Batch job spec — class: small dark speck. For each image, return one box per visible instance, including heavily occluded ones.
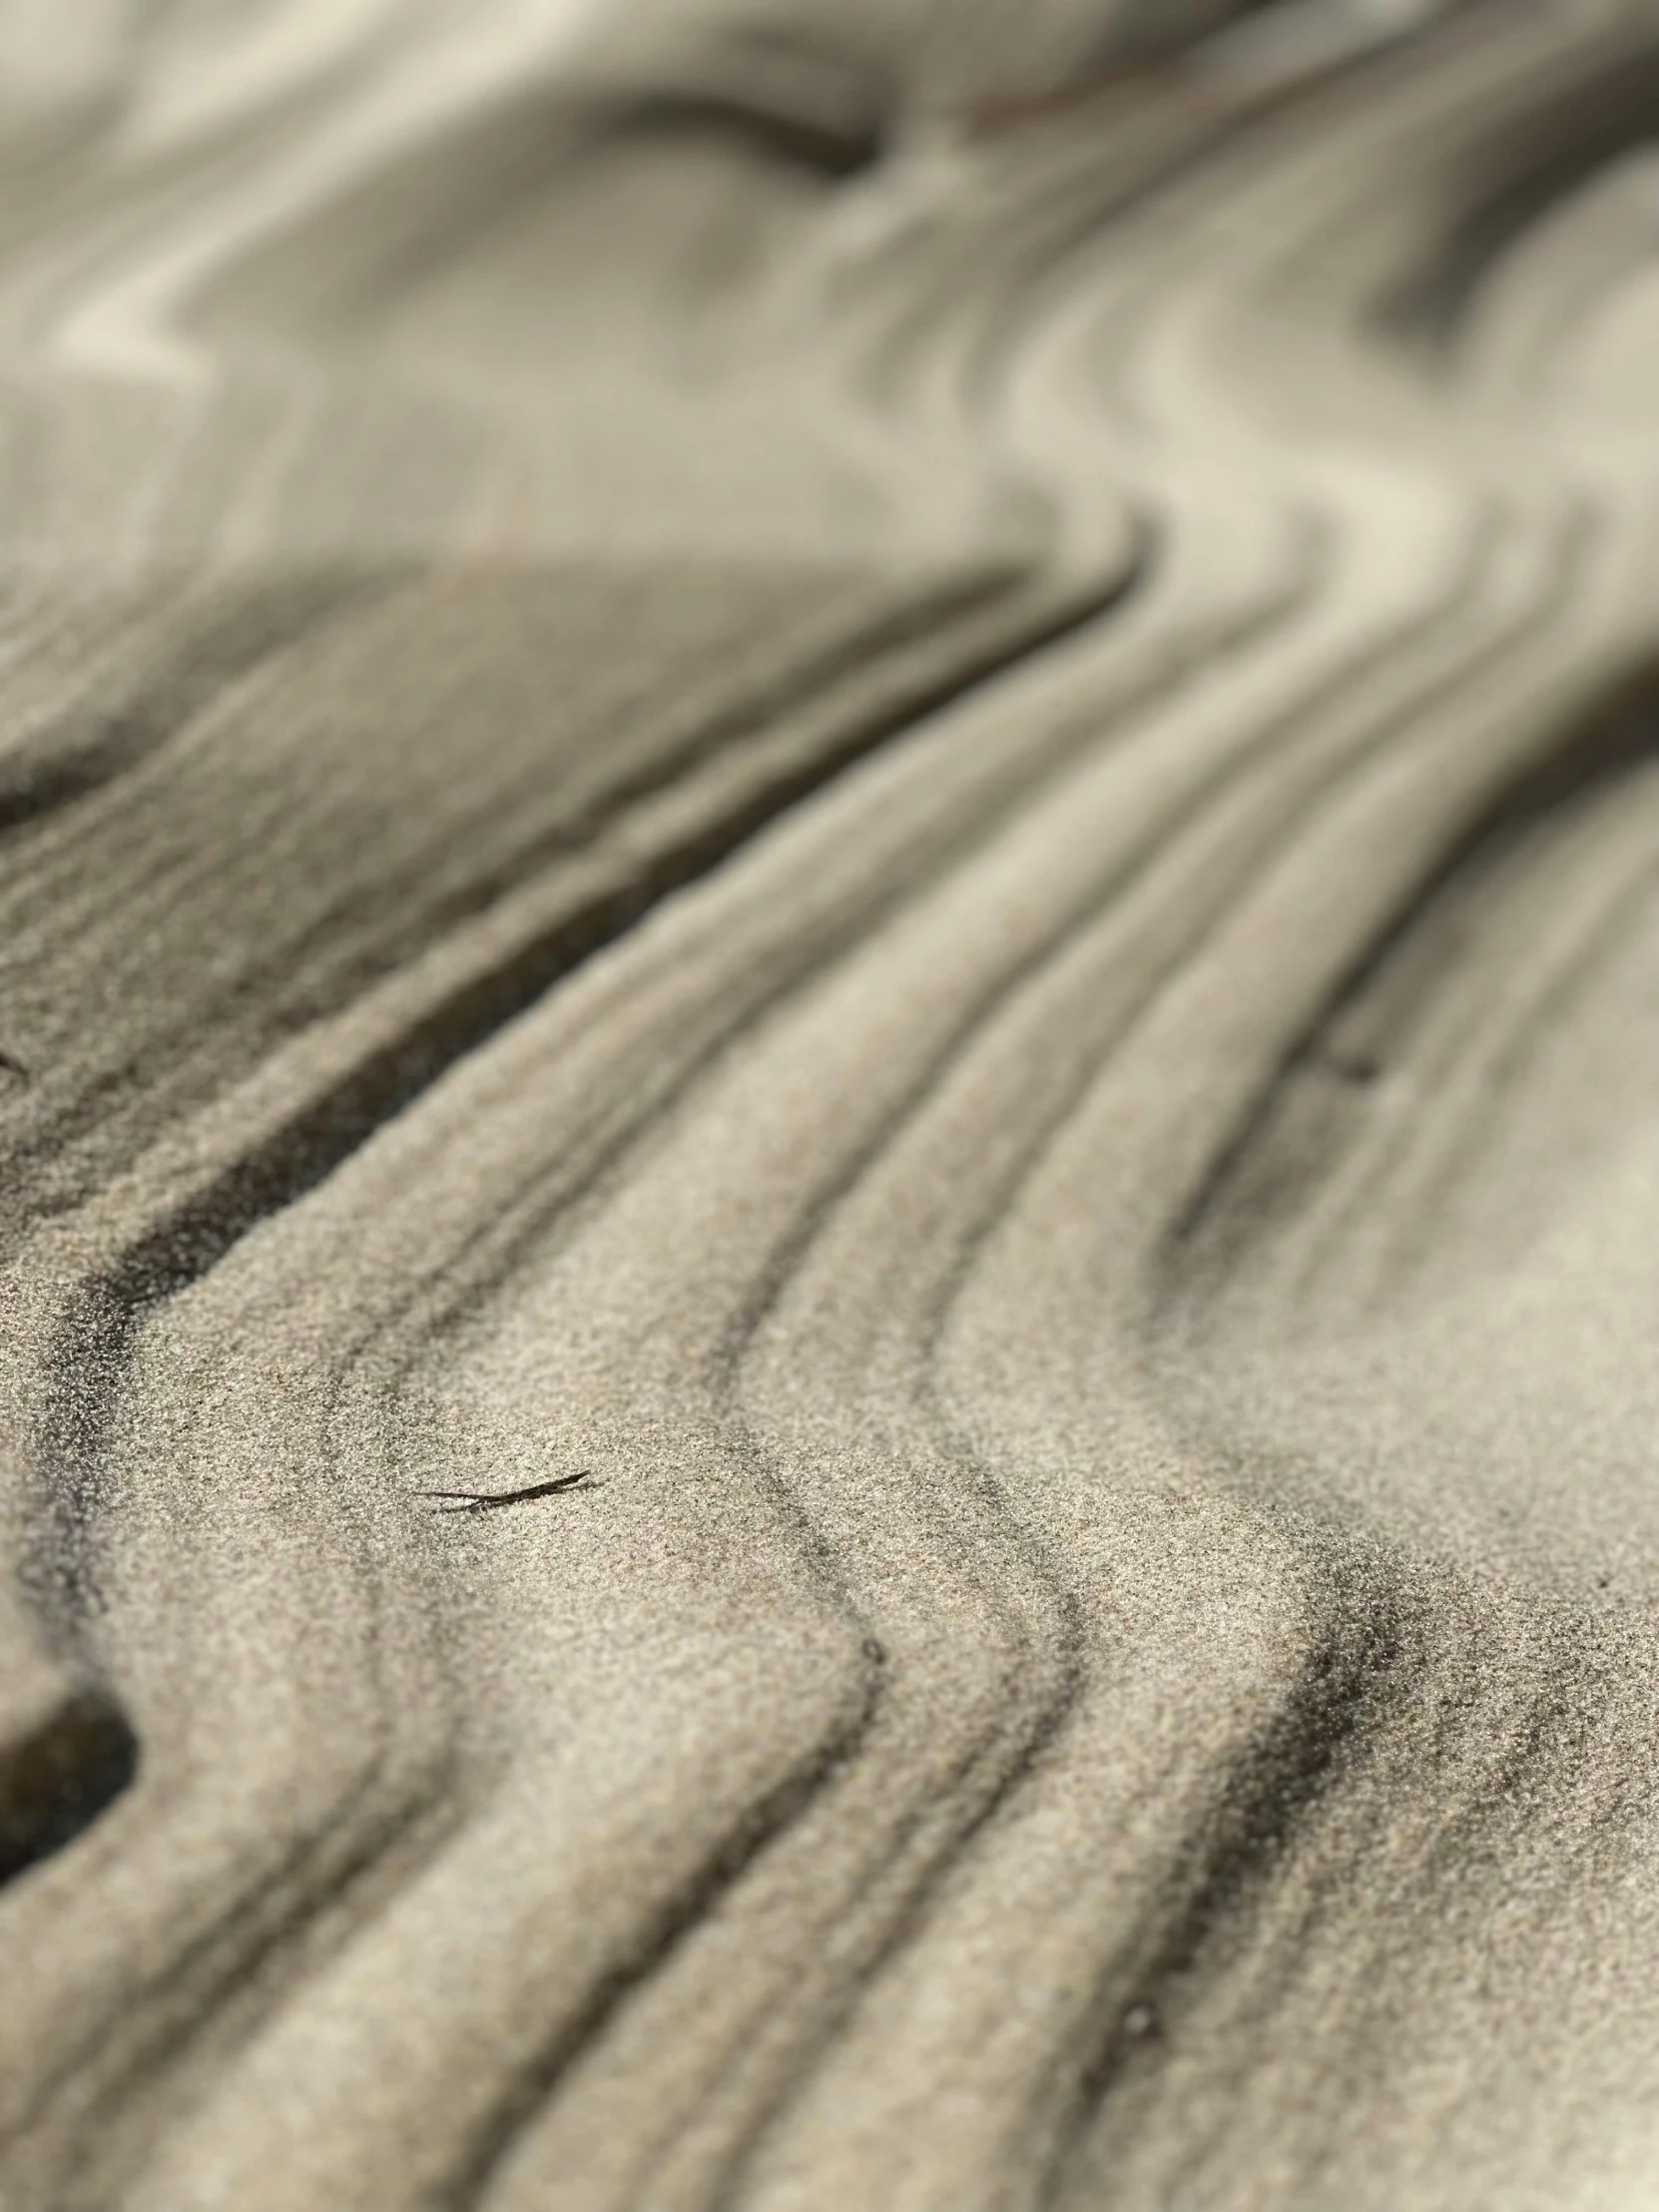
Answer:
[1122,2003,1158,2040]
[861,1637,887,1668]
[1322,1047,1382,1086]
[0,1049,30,1087]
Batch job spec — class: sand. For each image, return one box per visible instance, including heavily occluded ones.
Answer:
[2,3,1658,2206]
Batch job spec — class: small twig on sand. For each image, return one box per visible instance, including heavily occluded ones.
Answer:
[420,1471,594,1513]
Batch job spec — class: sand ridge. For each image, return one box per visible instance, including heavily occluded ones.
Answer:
[2,3,1659,2207]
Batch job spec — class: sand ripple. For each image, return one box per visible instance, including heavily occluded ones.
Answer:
[3,5,1659,2206]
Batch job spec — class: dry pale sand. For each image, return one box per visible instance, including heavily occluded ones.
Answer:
[1,2,1658,2206]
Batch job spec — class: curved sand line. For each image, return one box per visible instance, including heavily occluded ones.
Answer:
[2,4,1659,2206]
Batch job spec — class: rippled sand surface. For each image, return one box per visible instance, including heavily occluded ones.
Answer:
[3,5,1659,2206]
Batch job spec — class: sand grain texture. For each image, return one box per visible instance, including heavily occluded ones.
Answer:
[2,3,1659,2207]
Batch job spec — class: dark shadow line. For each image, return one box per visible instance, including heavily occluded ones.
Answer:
[693,1586,1089,2209]
[1376,31,1659,345]
[1163,632,1659,1257]
[37,550,1144,1598]
[9,540,1139,1914]
[1040,1563,1421,2202]
[0,567,401,837]
[435,1649,886,2211]
[0,1677,138,1888]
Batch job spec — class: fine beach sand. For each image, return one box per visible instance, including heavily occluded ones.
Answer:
[3,4,1659,2206]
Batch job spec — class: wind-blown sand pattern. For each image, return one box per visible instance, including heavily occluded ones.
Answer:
[2,3,1659,2206]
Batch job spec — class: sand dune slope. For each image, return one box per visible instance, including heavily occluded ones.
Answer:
[3,4,1659,2207]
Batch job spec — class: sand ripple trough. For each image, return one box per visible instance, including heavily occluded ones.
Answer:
[3,4,1659,2207]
